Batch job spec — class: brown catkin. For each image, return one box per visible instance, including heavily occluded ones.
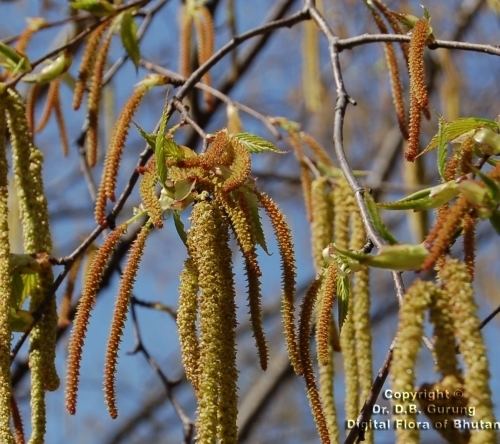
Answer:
[0,98,15,444]
[391,281,434,444]
[371,10,407,139]
[35,80,59,133]
[300,132,334,167]
[316,263,337,366]
[86,30,113,168]
[299,279,331,444]
[10,396,24,444]
[439,258,496,444]
[25,84,39,134]
[406,18,430,161]
[53,91,69,157]
[177,258,200,392]
[65,224,127,415]
[104,223,151,418]
[462,213,476,280]
[73,21,110,110]
[311,177,333,272]
[258,192,301,375]
[222,140,251,193]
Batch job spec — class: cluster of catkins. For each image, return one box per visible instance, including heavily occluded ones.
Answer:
[0,87,58,444]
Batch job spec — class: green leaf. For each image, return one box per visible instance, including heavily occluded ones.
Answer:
[163,138,184,160]
[421,117,498,156]
[232,132,283,154]
[0,41,31,74]
[489,209,500,235]
[173,211,188,247]
[23,51,72,84]
[11,272,39,308]
[337,271,350,331]
[378,181,459,211]
[133,121,156,150]
[437,117,447,180]
[70,0,115,15]
[364,193,398,244]
[155,106,171,185]
[120,12,140,69]
[332,243,429,271]
[242,189,269,254]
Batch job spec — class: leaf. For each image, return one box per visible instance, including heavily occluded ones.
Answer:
[232,132,283,154]
[242,189,269,254]
[437,117,447,180]
[0,41,31,73]
[420,117,498,156]
[364,193,398,244]
[163,138,184,160]
[133,121,156,150]
[332,243,429,271]
[471,167,500,203]
[378,181,459,211]
[337,271,350,331]
[489,209,500,235]
[155,106,171,185]
[23,51,72,84]
[120,12,140,69]
[473,128,500,155]
[11,272,39,308]
[173,211,188,247]
[70,0,115,15]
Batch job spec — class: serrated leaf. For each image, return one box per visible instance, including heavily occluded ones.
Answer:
[120,12,140,69]
[332,243,429,271]
[232,132,283,154]
[420,117,498,156]
[164,138,184,160]
[0,41,31,73]
[155,106,171,185]
[71,0,115,15]
[489,209,500,235]
[133,121,156,150]
[242,189,269,254]
[173,211,188,247]
[364,193,398,244]
[378,181,459,211]
[437,117,447,180]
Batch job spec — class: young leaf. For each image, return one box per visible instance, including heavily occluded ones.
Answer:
[232,132,283,154]
[120,12,140,69]
[23,51,72,84]
[133,121,156,150]
[337,271,350,331]
[378,181,459,211]
[155,105,171,185]
[332,243,429,271]
[71,0,115,15]
[364,193,398,244]
[173,211,188,246]
[437,117,447,180]
[164,138,184,160]
[0,41,31,73]
[420,117,498,156]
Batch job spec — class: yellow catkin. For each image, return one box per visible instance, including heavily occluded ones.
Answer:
[462,213,476,280]
[300,132,334,168]
[311,177,333,272]
[193,6,215,108]
[332,179,352,250]
[86,31,113,167]
[371,10,407,139]
[5,90,58,444]
[299,279,331,444]
[391,280,434,444]
[0,99,15,444]
[339,303,358,423]
[179,5,193,78]
[318,335,339,442]
[73,21,110,110]
[104,223,151,419]
[65,224,127,415]
[139,165,163,229]
[257,192,301,375]
[406,18,430,161]
[217,192,268,370]
[428,284,459,377]
[302,20,322,112]
[316,262,337,366]
[188,201,237,443]
[177,258,200,392]
[439,258,496,444]
[35,79,59,133]
[349,210,372,444]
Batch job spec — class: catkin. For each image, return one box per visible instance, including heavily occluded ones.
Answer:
[311,177,333,272]
[316,263,337,366]
[188,201,238,443]
[66,225,127,415]
[302,20,322,112]
[439,258,496,444]
[139,165,163,229]
[179,5,193,78]
[258,192,301,375]
[104,224,152,418]
[193,6,215,108]
[177,258,200,392]
[391,280,434,444]
[86,30,113,167]
[299,279,331,444]
[406,18,430,161]
[0,99,15,444]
